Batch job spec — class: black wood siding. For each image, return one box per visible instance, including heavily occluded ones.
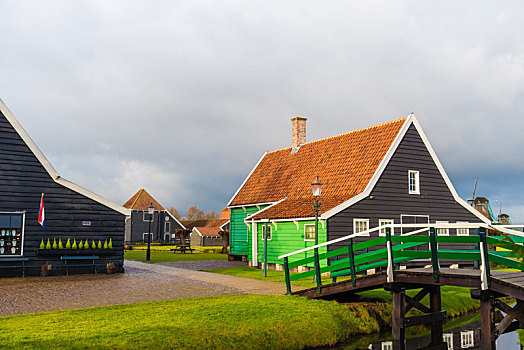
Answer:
[128,210,183,243]
[0,111,126,276]
[327,124,481,257]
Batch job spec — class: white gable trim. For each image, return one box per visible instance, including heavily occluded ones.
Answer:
[165,210,186,230]
[321,114,413,219]
[244,197,287,222]
[226,152,268,207]
[321,114,490,224]
[192,227,203,237]
[219,220,230,230]
[0,98,130,216]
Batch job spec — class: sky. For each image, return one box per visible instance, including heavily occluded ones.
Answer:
[1,1,524,221]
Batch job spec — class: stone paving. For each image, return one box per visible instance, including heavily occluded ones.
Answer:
[0,260,289,317]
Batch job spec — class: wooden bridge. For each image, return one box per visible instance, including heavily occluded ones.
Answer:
[278,223,524,350]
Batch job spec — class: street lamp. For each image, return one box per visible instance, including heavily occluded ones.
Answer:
[311,176,322,287]
[146,203,154,261]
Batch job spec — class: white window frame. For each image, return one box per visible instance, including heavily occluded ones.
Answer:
[408,170,420,195]
[261,224,272,241]
[460,330,474,348]
[165,222,171,233]
[0,211,26,257]
[436,221,449,236]
[143,211,154,222]
[354,218,370,236]
[443,333,453,350]
[379,219,395,237]
[381,342,393,350]
[142,232,153,241]
[457,221,469,236]
[304,224,316,241]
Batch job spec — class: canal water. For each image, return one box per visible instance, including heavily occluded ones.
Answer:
[328,313,523,349]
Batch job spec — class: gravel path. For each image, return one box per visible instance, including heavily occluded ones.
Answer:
[0,259,289,317]
[158,260,248,270]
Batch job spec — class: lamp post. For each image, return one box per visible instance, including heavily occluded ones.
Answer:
[264,216,269,278]
[311,176,322,287]
[146,203,154,261]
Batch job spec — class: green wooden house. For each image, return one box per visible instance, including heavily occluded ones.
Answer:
[226,115,488,269]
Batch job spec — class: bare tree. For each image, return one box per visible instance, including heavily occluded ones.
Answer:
[218,230,229,254]
[204,210,220,219]
[185,205,205,220]
[167,207,181,219]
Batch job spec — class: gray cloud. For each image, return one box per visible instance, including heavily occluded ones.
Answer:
[1,1,524,220]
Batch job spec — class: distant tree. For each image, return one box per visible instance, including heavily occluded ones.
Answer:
[185,205,205,220]
[168,207,181,219]
[204,210,220,219]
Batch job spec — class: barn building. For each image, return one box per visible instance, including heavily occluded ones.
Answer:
[0,99,130,277]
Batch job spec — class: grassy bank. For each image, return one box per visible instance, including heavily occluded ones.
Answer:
[124,250,227,263]
[0,295,377,350]
[207,267,479,317]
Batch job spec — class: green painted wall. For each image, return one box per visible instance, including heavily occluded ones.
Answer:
[229,206,268,255]
[249,220,327,267]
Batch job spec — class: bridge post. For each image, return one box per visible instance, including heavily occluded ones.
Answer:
[391,287,405,350]
[480,294,496,349]
[429,286,444,347]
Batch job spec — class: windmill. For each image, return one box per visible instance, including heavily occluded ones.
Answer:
[468,177,478,206]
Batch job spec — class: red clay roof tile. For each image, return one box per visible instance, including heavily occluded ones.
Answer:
[230,118,407,220]
[123,189,165,211]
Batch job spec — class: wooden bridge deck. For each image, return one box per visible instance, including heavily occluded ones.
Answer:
[295,268,524,301]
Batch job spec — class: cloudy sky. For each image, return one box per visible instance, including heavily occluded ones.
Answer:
[1,1,524,220]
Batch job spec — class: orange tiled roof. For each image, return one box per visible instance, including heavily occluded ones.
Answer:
[229,117,407,220]
[194,226,223,236]
[123,189,165,211]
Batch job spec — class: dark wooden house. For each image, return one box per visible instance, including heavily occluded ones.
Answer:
[123,189,185,243]
[0,98,130,277]
[227,114,489,267]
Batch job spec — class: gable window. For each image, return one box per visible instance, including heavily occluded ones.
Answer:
[304,225,315,241]
[457,221,469,236]
[443,333,453,350]
[460,330,474,348]
[354,219,369,236]
[0,212,25,256]
[165,222,171,233]
[436,221,449,236]
[143,211,154,222]
[408,170,420,195]
[261,224,272,241]
[379,219,394,237]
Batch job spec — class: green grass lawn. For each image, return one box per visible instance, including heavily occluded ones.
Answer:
[206,267,479,317]
[124,250,227,263]
[0,295,376,350]
[129,244,223,253]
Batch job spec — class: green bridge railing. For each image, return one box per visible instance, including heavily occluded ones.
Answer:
[278,223,524,295]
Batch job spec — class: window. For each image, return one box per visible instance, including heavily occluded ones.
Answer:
[354,219,369,236]
[381,342,393,350]
[457,222,469,236]
[304,225,315,241]
[143,211,154,222]
[408,170,420,194]
[443,333,453,350]
[142,232,153,242]
[261,224,272,241]
[436,221,449,236]
[379,219,394,236]
[0,212,25,256]
[460,330,474,348]
[165,222,171,233]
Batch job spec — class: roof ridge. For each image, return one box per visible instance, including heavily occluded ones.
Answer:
[130,189,144,209]
[266,117,407,154]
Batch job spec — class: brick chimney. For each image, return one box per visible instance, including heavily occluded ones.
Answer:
[291,117,307,150]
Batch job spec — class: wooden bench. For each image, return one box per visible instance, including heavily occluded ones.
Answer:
[170,245,194,254]
[61,256,99,275]
[0,257,30,277]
